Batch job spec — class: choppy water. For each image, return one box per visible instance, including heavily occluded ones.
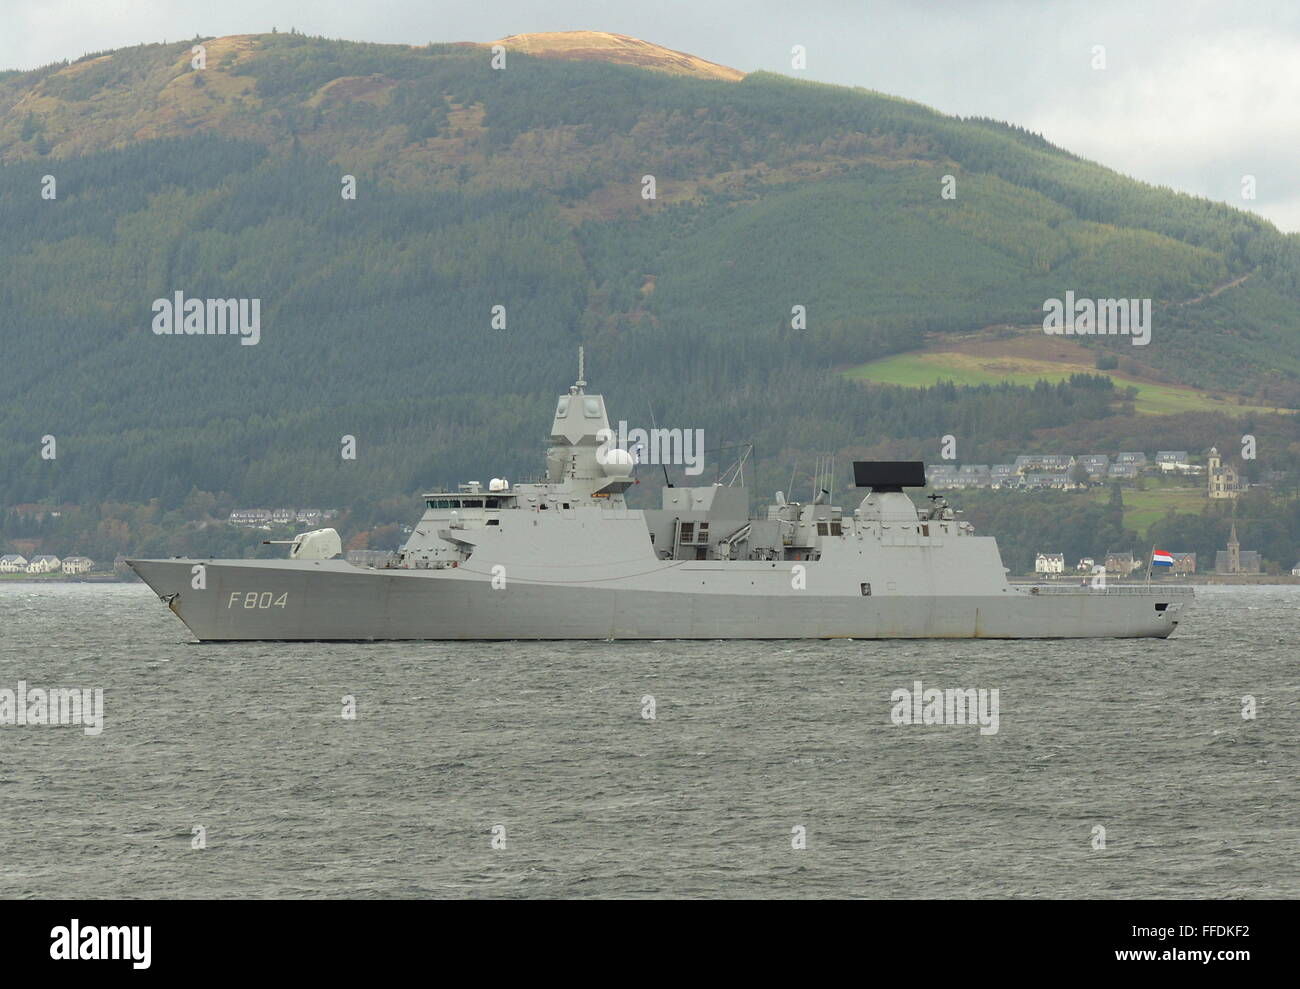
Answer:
[0,582,1295,898]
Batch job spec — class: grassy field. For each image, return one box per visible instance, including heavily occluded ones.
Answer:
[1081,484,1208,533]
[843,351,1293,416]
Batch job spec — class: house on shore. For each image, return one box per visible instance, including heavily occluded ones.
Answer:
[26,554,61,574]
[0,553,29,573]
[1105,552,1137,576]
[1035,552,1065,574]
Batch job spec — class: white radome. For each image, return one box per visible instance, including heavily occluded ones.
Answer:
[601,448,635,476]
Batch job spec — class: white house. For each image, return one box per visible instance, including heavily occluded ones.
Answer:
[1156,450,1191,472]
[26,554,61,574]
[229,509,272,526]
[62,556,95,575]
[1035,552,1066,574]
[0,554,29,573]
[1076,557,1095,572]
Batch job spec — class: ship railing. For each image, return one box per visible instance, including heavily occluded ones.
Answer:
[1016,583,1194,595]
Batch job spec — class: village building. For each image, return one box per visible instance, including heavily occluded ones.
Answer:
[1075,557,1095,572]
[1207,447,1240,500]
[1105,552,1137,576]
[953,464,991,488]
[1170,552,1197,575]
[26,554,61,574]
[1106,463,1139,481]
[1035,552,1065,574]
[1155,451,1191,472]
[925,464,958,488]
[230,508,339,527]
[1215,522,1261,573]
[229,509,273,526]
[990,464,1017,487]
[1024,472,1071,489]
[1076,455,1110,480]
[1014,454,1075,474]
[62,556,96,574]
[0,553,29,573]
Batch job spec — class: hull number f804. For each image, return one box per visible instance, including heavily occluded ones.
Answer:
[227,592,288,609]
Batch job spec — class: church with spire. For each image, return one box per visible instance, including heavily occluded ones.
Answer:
[1215,521,1261,573]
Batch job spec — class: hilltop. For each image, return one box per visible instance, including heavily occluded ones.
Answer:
[489,31,745,81]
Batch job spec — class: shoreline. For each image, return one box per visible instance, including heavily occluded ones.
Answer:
[1013,575,1300,585]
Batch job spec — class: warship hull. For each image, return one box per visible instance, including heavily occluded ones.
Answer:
[128,558,1191,641]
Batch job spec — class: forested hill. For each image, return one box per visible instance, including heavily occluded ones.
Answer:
[1,30,1298,524]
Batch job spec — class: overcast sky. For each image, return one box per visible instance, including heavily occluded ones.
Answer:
[5,0,1297,231]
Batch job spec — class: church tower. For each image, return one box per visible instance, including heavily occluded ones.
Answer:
[1227,521,1241,573]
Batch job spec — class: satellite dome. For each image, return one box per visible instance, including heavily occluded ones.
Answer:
[601,448,635,476]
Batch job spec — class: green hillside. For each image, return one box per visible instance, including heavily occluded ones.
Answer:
[1,31,1299,564]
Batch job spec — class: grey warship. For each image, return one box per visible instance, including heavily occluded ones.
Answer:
[130,363,1193,641]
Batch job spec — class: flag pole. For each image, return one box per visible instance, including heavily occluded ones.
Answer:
[1145,544,1154,584]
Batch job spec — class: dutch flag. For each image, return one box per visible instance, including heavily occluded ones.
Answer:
[1152,550,1174,567]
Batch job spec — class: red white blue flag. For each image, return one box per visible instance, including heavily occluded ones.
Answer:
[1152,550,1174,567]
